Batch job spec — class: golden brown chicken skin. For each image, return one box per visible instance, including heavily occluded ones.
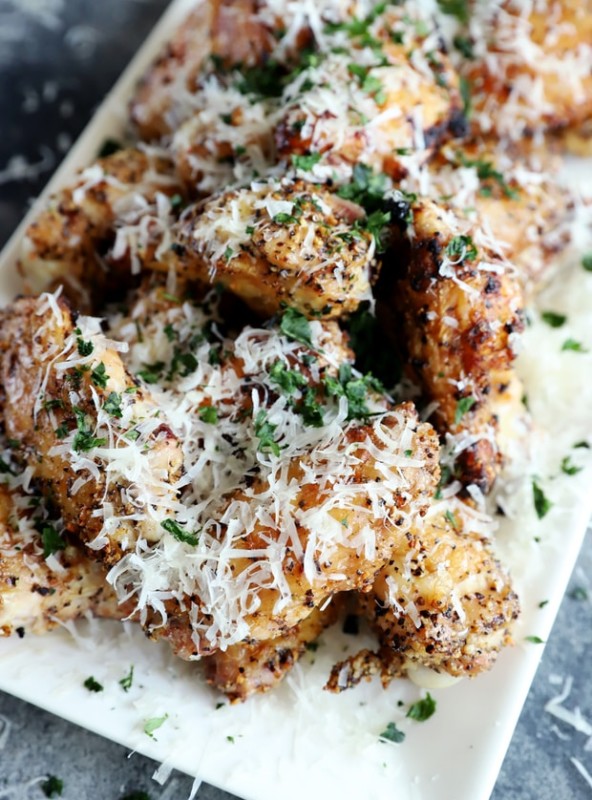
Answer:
[458,0,592,141]
[0,294,182,565]
[204,602,340,702]
[326,501,519,691]
[110,180,377,320]
[19,148,182,311]
[0,483,126,637]
[380,198,525,492]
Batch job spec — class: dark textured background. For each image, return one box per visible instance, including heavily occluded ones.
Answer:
[0,2,591,798]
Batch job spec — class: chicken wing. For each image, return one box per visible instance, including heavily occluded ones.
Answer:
[0,293,183,564]
[326,499,519,690]
[456,0,592,141]
[0,483,124,637]
[19,148,182,311]
[110,180,377,320]
[204,602,340,702]
[380,197,525,492]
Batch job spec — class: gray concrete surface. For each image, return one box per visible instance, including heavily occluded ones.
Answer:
[0,2,590,798]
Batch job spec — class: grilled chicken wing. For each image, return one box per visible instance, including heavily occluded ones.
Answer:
[0,294,183,564]
[380,197,525,492]
[326,499,519,691]
[130,0,286,141]
[402,140,573,295]
[456,0,592,141]
[204,602,340,702]
[0,484,125,637]
[275,3,465,180]
[19,148,182,311]
[110,180,377,320]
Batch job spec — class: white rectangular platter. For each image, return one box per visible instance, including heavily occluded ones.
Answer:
[1,2,592,799]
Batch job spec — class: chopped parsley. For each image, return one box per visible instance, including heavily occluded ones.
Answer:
[358,209,391,252]
[570,586,588,601]
[103,392,123,418]
[406,693,437,722]
[582,253,592,272]
[223,246,233,262]
[444,509,458,530]
[143,714,168,738]
[280,307,313,347]
[236,62,286,97]
[97,138,122,158]
[43,398,64,411]
[524,635,544,644]
[226,735,235,743]
[55,423,69,439]
[300,389,324,427]
[91,362,109,389]
[561,338,588,353]
[453,34,474,59]
[76,335,94,357]
[0,457,13,475]
[379,722,406,744]
[459,76,472,117]
[337,163,388,213]
[445,235,478,262]
[254,411,281,456]
[324,363,383,421]
[160,518,199,546]
[269,360,308,395]
[456,152,518,199]
[291,153,321,171]
[436,0,469,22]
[574,441,590,449]
[454,395,476,424]
[532,480,552,519]
[137,361,164,384]
[119,665,134,692]
[164,323,176,342]
[199,405,218,424]
[273,211,300,225]
[72,407,107,453]
[347,63,386,104]
[541,311,567,328]
[83,676,104,693]
[41,525,65,558]
[41,776,64,798]
[560,456,582,476]
[538,599,549,608]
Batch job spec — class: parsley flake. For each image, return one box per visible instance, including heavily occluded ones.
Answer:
[406,693,437,722]
[541,311,566,328]
[41,776,64,798]
[582,253,592,272]
[76,336,94,357]
[532,480,552,519]
[560,456,583,476]
[84,676,104,693]
[199,405,218,424]
[280,307,313,347]
[143,714,168,738]
[291,153,321,171]
[254,410,281,456]
[524,635,544,644]
[103,392,123,418]
[42,525,65,558]
[161,518,199,546]
[119,665,134,692]
[91,362,109,389]
[446,235,478,262]
[269,360,308,395]
[562,338,588,353]
[454,396,476,424]
[379,722,406,743]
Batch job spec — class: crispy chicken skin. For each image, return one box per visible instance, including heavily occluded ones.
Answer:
[115,180,376,320]
[19,148,182,311]
[406,140,573,295]
[0,295,182,564]
[275,4,465,179]
[459,0,592,141]
[0,484,125,637]
[130,0,286,141]
[326,501,519,691]
[204,602,340,702]
[149,403,440,656]
[381,198,525,492]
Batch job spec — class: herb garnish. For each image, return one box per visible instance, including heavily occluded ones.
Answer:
[445,235,478,262]
[406,693,437,721]
[199,405,218,424]
[562,338,588,353]
[524,635,545,644]
[84,676,104,693]
[436,0,469,22]
[532,480,552,519]
[91,362,109,389]
[454,396,476,424]
[42,525,65,558]
[161,518,199,546]
[254,411,281,456]
[560,456,582,476]
[379,722,406,743]
[119,665,134,692]
[41,776,64,798]
[72,407,107,453]
[269,360,308,395]
[103,392,123,418]
[582,254,592,272]
[456,152,518,199]
[541,311,566,328]
[76,335,94,357]
[280,307,313,347]
[291,153,321,171]
[143,714,168,738]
